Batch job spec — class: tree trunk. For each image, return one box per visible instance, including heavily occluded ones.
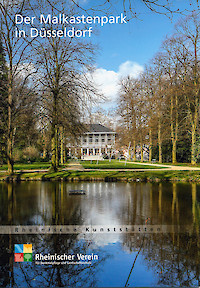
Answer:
[158,120,162,163]
[7,73,13,174]
[140,136,143,162]
[133,140,136,161]
[55,125,59,168]
[63,142,66,163]
[149,129,152,162]
[42,132,47,159]
[51,93,59,171]
[191,90,198,164]
[51,126,57,170]
[60,126,64,165]
[171,93,176,164]
[172,140,176,164]
[191,123,196,165]
[141,145,143,162]
[43,148,46,159]
[171,90,178,164]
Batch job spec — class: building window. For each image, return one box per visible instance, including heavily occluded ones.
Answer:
[89,136,93,143]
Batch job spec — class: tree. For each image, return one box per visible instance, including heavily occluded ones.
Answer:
[117,11,200,164]
[71,0,198,18]
[174,13,200,164]
[11,79,40,158]
[118,77,138,160]
[90,108,116,130]
[0,0,33,173]
[145,57,170,163]
[33,2,99,170]
[118,76,148,161]
[0,36,8,163]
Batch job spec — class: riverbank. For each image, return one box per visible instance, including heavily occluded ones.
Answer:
[0,160,166,171]
[1,170,200,182]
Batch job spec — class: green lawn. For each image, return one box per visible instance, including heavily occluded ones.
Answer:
[0,162,51,171]
[162,162,200,167]
[1,170,200,182]
[80,160,165,169]
[128,161,200,167]
[0,160,197,172]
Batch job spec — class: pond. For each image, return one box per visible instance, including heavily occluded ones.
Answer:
[0,181,200,287]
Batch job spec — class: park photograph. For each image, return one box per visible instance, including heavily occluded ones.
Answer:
[1,0,200,287]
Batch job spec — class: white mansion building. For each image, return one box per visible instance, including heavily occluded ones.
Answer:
[68,124,117,160]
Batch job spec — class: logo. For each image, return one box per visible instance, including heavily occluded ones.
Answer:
[14,244,32,262]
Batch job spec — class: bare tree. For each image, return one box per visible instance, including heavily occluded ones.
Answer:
[158,37,182,164]
[70,0,198,18]
[174,12,200,164]
[0,0,34,173]
[118,76,148,161]
[0,36,8,163]
[32,2,100,170]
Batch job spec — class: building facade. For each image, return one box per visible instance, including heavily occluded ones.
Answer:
[68,124,116,160]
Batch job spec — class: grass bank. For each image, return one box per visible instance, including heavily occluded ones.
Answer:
[0,162,51,170]
[145,161,200,167]
[1,170,200,182]
[0,160,165,173]
[80,160,165,169]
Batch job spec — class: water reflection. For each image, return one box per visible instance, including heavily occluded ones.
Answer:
[0,182,200,287]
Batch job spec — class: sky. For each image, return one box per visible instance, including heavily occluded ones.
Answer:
[78,0,199,111]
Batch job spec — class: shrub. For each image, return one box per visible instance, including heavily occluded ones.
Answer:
[22,146,39,162]
[13,148,22,162]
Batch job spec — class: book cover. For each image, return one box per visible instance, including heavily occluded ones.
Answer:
[0,0,200,287]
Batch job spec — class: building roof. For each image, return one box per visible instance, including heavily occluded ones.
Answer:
[86,124,114,133]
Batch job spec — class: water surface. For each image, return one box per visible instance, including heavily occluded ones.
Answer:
[0,181,199,287]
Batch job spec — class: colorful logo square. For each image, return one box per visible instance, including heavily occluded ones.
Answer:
[15,253,24,262]
[24,244,32,253]
[14,244,32,262]
[24,253,32,262]
[15,244,23,253]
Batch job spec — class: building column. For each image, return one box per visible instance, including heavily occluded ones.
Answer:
[87,148,89,155]
[105,133,108,145]
[93,148,95,155]
[113,134,115,145]
[81,148,83,156]
[99,148,101,155]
